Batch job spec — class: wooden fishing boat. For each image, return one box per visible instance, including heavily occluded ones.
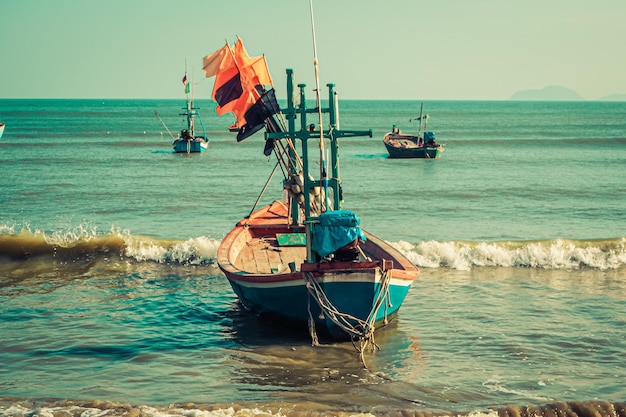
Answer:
[218,199,420,340]
[155,73,209,153]
[204,37,420,342]
[172,124,209,153]
[383,103,444,159]
[383,129,444,159]
[171,97,209,153]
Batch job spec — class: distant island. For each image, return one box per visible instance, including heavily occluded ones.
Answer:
[510,86,626,101]
[510,86,584,101]
[597,93,626,101]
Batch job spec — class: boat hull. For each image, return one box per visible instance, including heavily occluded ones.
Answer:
[383,132,443,159]
[172,138,209,153]
[227,268,412,339]
[217,201,420,340]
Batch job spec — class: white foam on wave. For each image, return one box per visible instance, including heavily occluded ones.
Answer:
[0,222,221,265]
[390,238,626,270]
[466,412,500,417]
[124,235,221,265]
[0,404,276,417]
[2,222,624,270]
[482,378,552,403]
[0,222,102,245]
[0,402,503,417]
[44,224,103,246]
[0,404,335,417]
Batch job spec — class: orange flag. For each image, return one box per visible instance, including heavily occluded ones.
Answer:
[233,38,273,87]
[202,44,230,78]
[203,39,274,124]
[229,39,274,125]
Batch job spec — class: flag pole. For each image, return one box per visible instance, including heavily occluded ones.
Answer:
[309,0,329,212]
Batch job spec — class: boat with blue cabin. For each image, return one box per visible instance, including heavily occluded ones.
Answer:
[171,97,209,153]
[156,72,209,154]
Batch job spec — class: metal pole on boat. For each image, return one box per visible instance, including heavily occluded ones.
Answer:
[309,0,329,212]
[418,102,423,133]
[190,67,195,137]
[154,111,175,139]
[248,161,280,217]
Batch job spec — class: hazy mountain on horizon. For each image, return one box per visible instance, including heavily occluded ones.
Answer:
[510,86,626,101]
[510,86,584,101]
[597,93,626,101]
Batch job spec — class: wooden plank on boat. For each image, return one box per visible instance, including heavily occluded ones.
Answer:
[278,246,306,271]
[236,245,258,273]
[264,238,283,273]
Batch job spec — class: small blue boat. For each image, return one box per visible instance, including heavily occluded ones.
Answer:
[156,73,210,154]
[171,98,209,153]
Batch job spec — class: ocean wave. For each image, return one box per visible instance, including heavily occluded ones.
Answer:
[391,238,626,270]
[1,225,624,271]
[0,225,219,266]
[124,234,220,265]
[1,398,624,417]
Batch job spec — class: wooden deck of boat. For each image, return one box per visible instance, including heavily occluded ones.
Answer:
[226,200,419,279]
[235,235,307,275]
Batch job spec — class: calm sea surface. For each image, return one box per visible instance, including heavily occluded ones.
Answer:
[1,97,625,417]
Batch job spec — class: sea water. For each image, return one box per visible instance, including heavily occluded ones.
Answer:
[0,97,625,417]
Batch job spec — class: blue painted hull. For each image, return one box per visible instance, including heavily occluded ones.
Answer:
[172,138,208,153]
[228,273,412,339]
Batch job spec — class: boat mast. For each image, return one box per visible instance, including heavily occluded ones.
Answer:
[418,102,423,134]
[189,67,195,137]
[309,0,329,212]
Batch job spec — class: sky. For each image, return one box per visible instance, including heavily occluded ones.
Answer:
[1,0,625,100]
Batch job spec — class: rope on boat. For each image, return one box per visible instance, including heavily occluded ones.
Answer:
[303,268,393,368]
[307,292,319,347]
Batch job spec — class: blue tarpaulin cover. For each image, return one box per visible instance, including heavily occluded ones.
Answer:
[424,131,436,141]
[313,210,366,258]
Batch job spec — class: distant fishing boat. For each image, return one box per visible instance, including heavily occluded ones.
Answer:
[383,103,444,159]
[204,36,420,345]
[155,72,209,154]
[0,122,5,140]
[171,99,209,153]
